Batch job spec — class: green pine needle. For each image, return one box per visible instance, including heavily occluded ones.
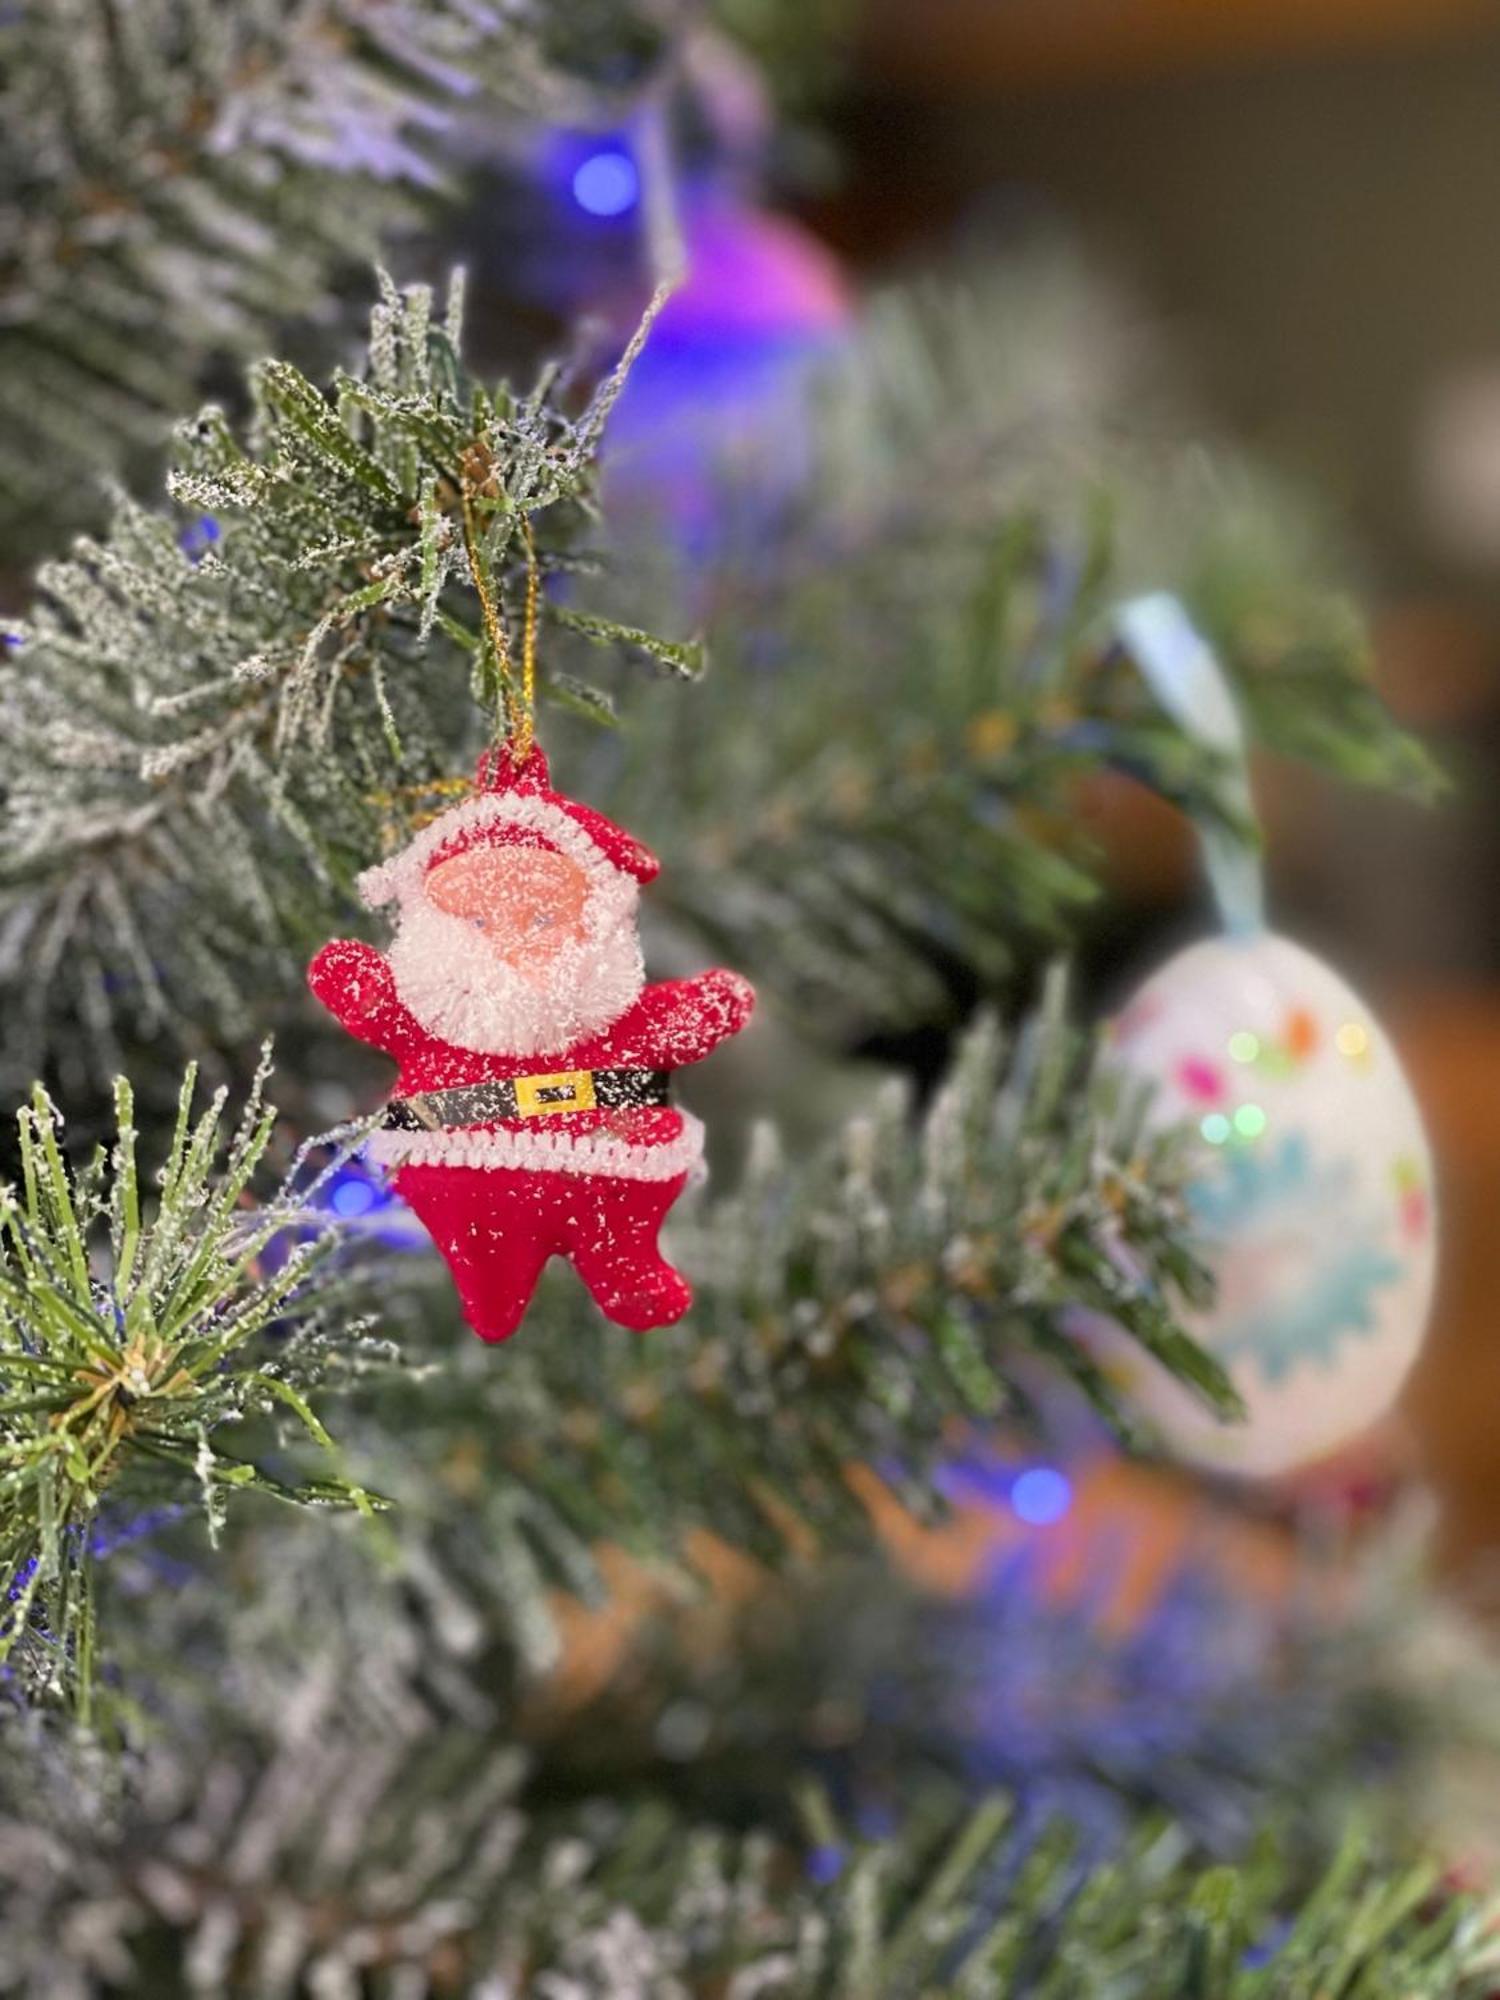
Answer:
[0,1053,382,1715]
[339,987,1236,1672]
[0,270,690,1100]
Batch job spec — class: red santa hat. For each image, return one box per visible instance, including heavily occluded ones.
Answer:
[357,744,659,911]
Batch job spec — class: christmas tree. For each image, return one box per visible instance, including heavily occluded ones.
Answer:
[2,6,1497,1994]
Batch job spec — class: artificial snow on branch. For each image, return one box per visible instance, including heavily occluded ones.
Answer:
[324,984,1235,1671]
[574,256,1442,1040]
[3,1653,1496,1995]
[0,0,502,559]
[0,1053,383,1715]
[10,1442,1500,1994]
[2,261,1438,1112]
[0,0,856,564]
[0,272,689,1102]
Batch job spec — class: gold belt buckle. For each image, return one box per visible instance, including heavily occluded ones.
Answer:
[513,1068,597,1117]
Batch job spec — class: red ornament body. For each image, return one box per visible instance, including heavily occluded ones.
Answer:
[308,749,753,1341]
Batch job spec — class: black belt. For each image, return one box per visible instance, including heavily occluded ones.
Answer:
[382,1067,671,1132]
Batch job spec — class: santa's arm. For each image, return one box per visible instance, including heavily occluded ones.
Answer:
[307,940,414,1054]
[620,969,755,1068]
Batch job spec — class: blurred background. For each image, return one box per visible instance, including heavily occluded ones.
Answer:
[819,0,1500,1569]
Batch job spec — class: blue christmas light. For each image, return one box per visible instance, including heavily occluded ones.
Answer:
[1009,1466,1073,1526]
[571,149,639,217]
[1242,1916,1294,1968]
[179,515,221,561]
[259,1155,427,1276]
[329,1173,378,1218]
[88,1504,184,1559]
[7,1555,39,1601]
[804,1843,846,1884]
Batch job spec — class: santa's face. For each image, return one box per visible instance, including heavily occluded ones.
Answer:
[386,838,645,1056]
[425,847,590,979]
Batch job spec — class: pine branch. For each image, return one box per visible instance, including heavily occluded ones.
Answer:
[0,271,684,1103]
[9,1301,1497,1994]
[0,1,504,560]
[2,261,1436,1109]
[1150,456,1444,799]
[2,1668,1495,1997]
[0,0,860,567]
[13,1451,1500,1994]
[0,988,1234,1709]
[0,1054,384,1715]
[568,256,1441,1041]
[329,988,1235,1672]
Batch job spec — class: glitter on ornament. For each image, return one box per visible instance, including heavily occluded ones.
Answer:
[308,743,754,1342]
[1285,1007,1318,1059]
[1241,1006,1322,1079]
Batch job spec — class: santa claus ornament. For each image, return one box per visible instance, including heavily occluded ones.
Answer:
[1084,597,1437,1478]
[309,741,753,1341]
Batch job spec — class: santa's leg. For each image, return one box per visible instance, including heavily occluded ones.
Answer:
[394,1164,556,1343]
[566,1172,693,1332]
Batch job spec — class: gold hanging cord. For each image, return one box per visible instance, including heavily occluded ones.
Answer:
[459,468,541,764]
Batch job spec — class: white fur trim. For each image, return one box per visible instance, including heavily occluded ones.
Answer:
[359,793,624,908]
[385,890,644,1056]
[368,1114,705,1182]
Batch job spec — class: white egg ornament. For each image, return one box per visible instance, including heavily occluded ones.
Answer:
[1103,931,1437,1478]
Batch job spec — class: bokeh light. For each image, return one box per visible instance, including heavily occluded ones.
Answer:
[571,150,638,217]
[330,1173,378,1218]
[1010,1466,1073,1526]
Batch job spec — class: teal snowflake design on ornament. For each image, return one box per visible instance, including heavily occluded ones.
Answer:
[1191,1135,1404,1385]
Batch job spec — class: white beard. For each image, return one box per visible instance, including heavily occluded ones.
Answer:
[387,891,645,1056]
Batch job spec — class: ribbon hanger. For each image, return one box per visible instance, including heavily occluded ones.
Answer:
[1114,592,1265,940]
